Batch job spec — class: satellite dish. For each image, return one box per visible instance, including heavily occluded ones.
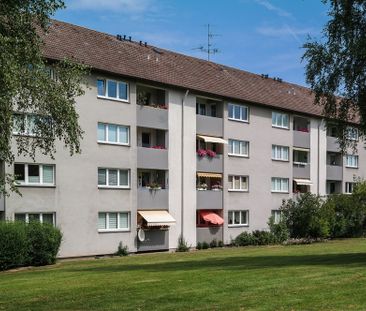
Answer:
[138,229,145,242]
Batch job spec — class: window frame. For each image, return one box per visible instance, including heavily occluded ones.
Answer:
[14,212,56,225]
[97,168,130,189]
[98,212,130,232]
[271,177,289,193]
[97,122,130,146]
[14,163,55,187]
[271,210,282,224]
[97,78,129,102]
[272,112,289,129]
[228,175,249,192]
[228,139,249,157]
[345,182,355,194]
[346,127,359,141]
[345,155,359,168]
[228,210,249,227]
[228,103,249,123]
[272,145,289,162]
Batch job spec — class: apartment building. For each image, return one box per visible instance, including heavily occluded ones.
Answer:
[1,20,365,257]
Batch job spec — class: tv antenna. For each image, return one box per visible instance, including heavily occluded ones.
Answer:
[193,24,220,61]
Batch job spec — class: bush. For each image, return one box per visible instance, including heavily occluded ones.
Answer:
[252,230,277,245]
[115,242,128,256]
[234,231,255,246]
[201,241,209,249]
[0,221,62,270]
[209,239,218,248]
[196,242,202,250]
[26,222,62,266]
[0,221,28,270]
[268,216,289,243]
[218,240,224,247]
[176,235,190,252]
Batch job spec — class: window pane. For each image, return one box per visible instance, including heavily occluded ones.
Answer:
[228,211,233,225]
[234,106,241,119]
[108,125,117,142]
[119,170,129,186]
[14,164,25,182]
[241,141,248,155]
[234,141,240,154]
[15,213,26,222]
[228,104,234,118]
[119,213,129,229]
[42,213,54,225]
[283,147,289,160]
[107,80,117,98]
[97,79,105,96]
[241,177,248,190]
[234,211,240,224]
[242,107,248,121]
[118,82,128,100]
[28,165,40,183]
[241,211,247,224]
[118,126,128,144]
[272,178,276,191]
[229,140,233,153]
[108,213,118,229]
[108,169,118,186]
[98,123,106,141]
[98,213,106,229]
[27,115,37,135]
[234,176,240,189]
[228,176,233,189]
[28,213,40,222]
[13,114,24,133]
[42,165,54,184]
[282,114,289,127]
[98,169,107,185]
[272,113,277,125]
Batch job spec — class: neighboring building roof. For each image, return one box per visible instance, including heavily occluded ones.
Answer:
[41,20,323,118]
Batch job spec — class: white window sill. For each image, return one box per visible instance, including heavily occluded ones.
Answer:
[98,186,130,190]
[228,118,249,124]
[97,141,130,147]
[272,158,289,162]
[97,95,129,103]
[272,125,290,130]
[98,229,130,233]
[228,189,249,192]
[271,191,289,194]
[228,224,249,228]
[345,166,358,169]
[228,153,249,158]
[293,162,309,166]
[16,184,56,188]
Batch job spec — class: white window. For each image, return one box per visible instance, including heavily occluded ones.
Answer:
[228,139,249,157]
[346,127,359,141]
[14,163,55,186]
[346,155,358,168]
[272,145,289,161]
[15,212,55,225]
[271,177,289,193]
[97,79,129,101]
[13,114,37,136]
[272,112,289,129]
[97,123,129,145]
[98,212,130,231]
[228,104,249,122]
[98,168,130,188]
[271,210,282,224]
[345,182,356,194]
[228,210,249,227]
[228,175,249,191]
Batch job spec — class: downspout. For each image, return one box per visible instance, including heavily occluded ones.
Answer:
[317,119,323,195]
[181,90,190,238]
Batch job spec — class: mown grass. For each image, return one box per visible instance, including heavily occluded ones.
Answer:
[1,239,366,310]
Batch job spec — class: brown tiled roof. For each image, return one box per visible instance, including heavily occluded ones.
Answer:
[41,20,323,118]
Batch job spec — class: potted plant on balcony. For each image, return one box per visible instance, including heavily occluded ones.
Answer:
[146,182,162,190]
[137,91,149,106]
[197,183,208,191]
[197,149,207,158]
[206,149,217,158]
[212,183,222,191]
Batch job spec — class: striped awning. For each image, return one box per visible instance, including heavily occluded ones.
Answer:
[138,210,176,227]
[197,172,222,178]
[294,179,312,186]
[197,135,228,144]
[293,147,310,152]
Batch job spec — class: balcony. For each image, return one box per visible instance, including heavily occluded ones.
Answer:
[293,163,311,179]
[197,154,223,173]
[196,226,223,244]
[196,115,223,137]
[197,190,223,210]
[327,165,343,181]
[293,131,310,149]
[327,136,340,152]
[136,106,168,130]
[137,229,169,252]
[137,147,168,170]
[137,189,169,210]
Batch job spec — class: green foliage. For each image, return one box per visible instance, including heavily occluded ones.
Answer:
[209,239,218,248]
[0,1,89,195]
[201,242,209,249]
[303,1,366,150]
[234,231,255,246]
[115,242,128,257]
[176,235,190,252]
[196,242,202,250]
[0,221,62,270]
[218,240,224,247]
[234,230,277,247]
[268,216,289,243]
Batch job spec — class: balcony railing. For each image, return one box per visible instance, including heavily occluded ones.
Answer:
[293,163,311,179]
[197,190,223,210]
[326,165,343,181]
[137,147,168,170]
[293,130,310,148]
[196,226,223,244]
[327,136,340,152]
[137,188,169,210]
[137,105,168,130]
[196,114,223,137]
[196,154,223,173]
[137,229,169,252]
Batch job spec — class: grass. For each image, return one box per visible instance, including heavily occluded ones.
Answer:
[1,239,366,310]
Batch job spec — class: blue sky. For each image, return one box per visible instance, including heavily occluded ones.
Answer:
[55,0,329,87]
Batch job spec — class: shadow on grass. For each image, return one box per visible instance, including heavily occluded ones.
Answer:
[65,252,366,274]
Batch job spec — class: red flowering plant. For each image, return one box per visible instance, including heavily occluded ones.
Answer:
[206,149,217,158]
[197,149,207,157]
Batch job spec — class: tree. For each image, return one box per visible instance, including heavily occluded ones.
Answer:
[303,0,366,151]
[0,1,88,195]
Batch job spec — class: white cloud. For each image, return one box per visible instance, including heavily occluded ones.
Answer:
[257,25,313,44]
[255,0,292,18]
[69,0,152,12]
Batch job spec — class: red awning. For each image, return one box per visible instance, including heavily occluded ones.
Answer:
[200,211,224,225]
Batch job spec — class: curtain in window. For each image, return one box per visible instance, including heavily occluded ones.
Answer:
[98,123,106,141]
[108,213,118,229]
[119,213,128,229]
[118,127,128,144]
[108,169,118,186]
[98,169,107,185]
[108,125,117,142]
[119,170,128,186]
[42,165,54,184]
[98,213,106,229]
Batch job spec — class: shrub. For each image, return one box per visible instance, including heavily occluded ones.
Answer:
[218,240,224,247]
[196,242,202,250]
[0,221,28,270]
[176,235,190,252]
[115,242,128,256]
[252,230,277,245]
[209,239,218,248]
[234,231,255,246]
[25,221,62,266]
[268,216,289,243]
[201,241,209,249]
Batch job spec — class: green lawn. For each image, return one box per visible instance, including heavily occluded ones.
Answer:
[1,239,366,310]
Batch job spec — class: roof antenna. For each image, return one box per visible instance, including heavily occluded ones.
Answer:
[192,24,220,61]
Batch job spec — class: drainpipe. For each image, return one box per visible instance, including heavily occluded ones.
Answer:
[317,119,324,195]
[181,90,190,238]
